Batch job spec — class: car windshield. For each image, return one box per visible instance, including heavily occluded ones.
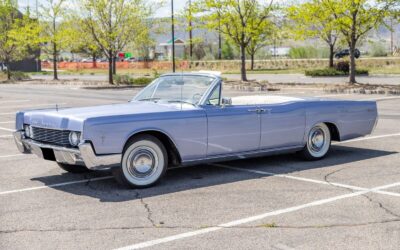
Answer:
[133,75,215,105]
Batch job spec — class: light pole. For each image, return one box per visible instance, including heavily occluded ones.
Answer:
[171,0,176,72]
[188,0,193,59]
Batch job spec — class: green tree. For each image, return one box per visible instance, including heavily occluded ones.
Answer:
[222,40,235,59]
[246,18,275,70]
[78,0,152,84]
[287,0,339,68]
[66,18,103,68]
[322,0,399,83]
[0,0,40,80]
[40,0,70,80]
[193,0,274,81]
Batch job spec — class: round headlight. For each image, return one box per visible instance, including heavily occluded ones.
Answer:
[24,125,31,138]
[69,132,81,146]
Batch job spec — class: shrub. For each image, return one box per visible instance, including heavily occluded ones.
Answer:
[369,42,388,57]
[113,74,131,84]
[355,68,369,75]
[114,74,153,85]
[131,77,154,85]
[305,68,345,76]
[305,68,368,76]
[335,61,350,73]
[10,71,31,81]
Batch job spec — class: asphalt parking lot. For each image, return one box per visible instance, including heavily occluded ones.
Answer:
[0,84,400,249]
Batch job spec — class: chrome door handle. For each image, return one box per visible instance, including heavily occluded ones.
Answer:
[248,109,259,112]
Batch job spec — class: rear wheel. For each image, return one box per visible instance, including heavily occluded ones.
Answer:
[57,163,91,173]
[113,135,168,188]
[299,123,331,160]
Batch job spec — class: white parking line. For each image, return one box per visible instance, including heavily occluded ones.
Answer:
[334,133,400,144]
[114,181,400,250]
[0,100,30,104]
[214,164,400,197]
[0,135,12,138]
[0,154,25,159]
[0,176,113,195]
[0,121,13,124]
[0,126,15,132]
[0,102,67,110]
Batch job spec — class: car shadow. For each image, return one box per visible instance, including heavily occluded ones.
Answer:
[31,145,397,202]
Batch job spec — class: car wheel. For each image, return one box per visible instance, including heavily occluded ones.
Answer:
[299,123,331,161]
[57,163,92,173]
[113,135,168,188]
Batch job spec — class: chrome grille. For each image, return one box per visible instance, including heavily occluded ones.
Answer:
[30,127,71,147]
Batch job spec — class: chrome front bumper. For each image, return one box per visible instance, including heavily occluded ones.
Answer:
[13,131,121,170]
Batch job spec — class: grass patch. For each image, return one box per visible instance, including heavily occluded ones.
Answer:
[258,222,277,228]
[305,68,369,77]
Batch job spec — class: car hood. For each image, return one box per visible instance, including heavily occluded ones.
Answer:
[19,101,195,131]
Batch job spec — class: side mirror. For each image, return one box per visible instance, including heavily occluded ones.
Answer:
[221,97,232,106]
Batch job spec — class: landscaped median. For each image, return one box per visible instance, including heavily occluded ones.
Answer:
[305,68,369,77]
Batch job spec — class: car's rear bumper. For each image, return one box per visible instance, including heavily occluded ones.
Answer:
[13,131,121,170]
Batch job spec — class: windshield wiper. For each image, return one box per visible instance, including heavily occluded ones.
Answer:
[137,98,160,102]
[167,100,195,106]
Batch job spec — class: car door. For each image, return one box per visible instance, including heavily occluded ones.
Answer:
[202,84,261,156]
[259,102,306,149]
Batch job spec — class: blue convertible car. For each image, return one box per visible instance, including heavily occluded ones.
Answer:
[14,73,378,187]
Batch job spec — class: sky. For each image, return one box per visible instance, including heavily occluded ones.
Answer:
[17,0,188,18]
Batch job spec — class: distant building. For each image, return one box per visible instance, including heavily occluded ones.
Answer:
[159,38,186,60]
[269,47,291,57]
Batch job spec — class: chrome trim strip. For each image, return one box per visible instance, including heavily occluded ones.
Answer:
[181,145,304,166]
[13,131,121,170]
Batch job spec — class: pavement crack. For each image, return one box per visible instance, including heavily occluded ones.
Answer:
[323,166,357,193]
[135,190,157,227]
[260,219,400,229]
[3,219,400,234]
[361,193,400,219]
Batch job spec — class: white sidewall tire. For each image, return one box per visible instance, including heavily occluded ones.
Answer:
[120,136,167,187]
[304,123,331,159]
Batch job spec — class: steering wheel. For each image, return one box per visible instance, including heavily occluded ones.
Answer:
[192,93,202,103]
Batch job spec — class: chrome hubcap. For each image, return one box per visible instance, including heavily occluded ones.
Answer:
[309,128,325,152]
[127,147,158,178]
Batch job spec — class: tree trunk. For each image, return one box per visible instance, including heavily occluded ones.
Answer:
[112,56,117,75]
[108,52,113,84]
[329,44,334,68]
[92,54,97,68]
[5,58,11,80]
[250,53,255,71]
[53,42,58,80]
[349,40,357,84]
[240,44,247,81]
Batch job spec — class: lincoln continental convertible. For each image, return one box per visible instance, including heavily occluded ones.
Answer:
[14,73,378,187]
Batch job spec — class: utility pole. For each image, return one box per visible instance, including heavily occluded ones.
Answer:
[171,0,176,72]
[218,18,222,60]
[188,0,193,59]
[390,18,394,54]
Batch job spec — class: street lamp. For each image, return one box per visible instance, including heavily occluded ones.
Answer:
[171,0,176,72]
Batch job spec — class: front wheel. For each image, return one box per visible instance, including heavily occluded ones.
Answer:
[113,135,168,188]
[299,123,331,161]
